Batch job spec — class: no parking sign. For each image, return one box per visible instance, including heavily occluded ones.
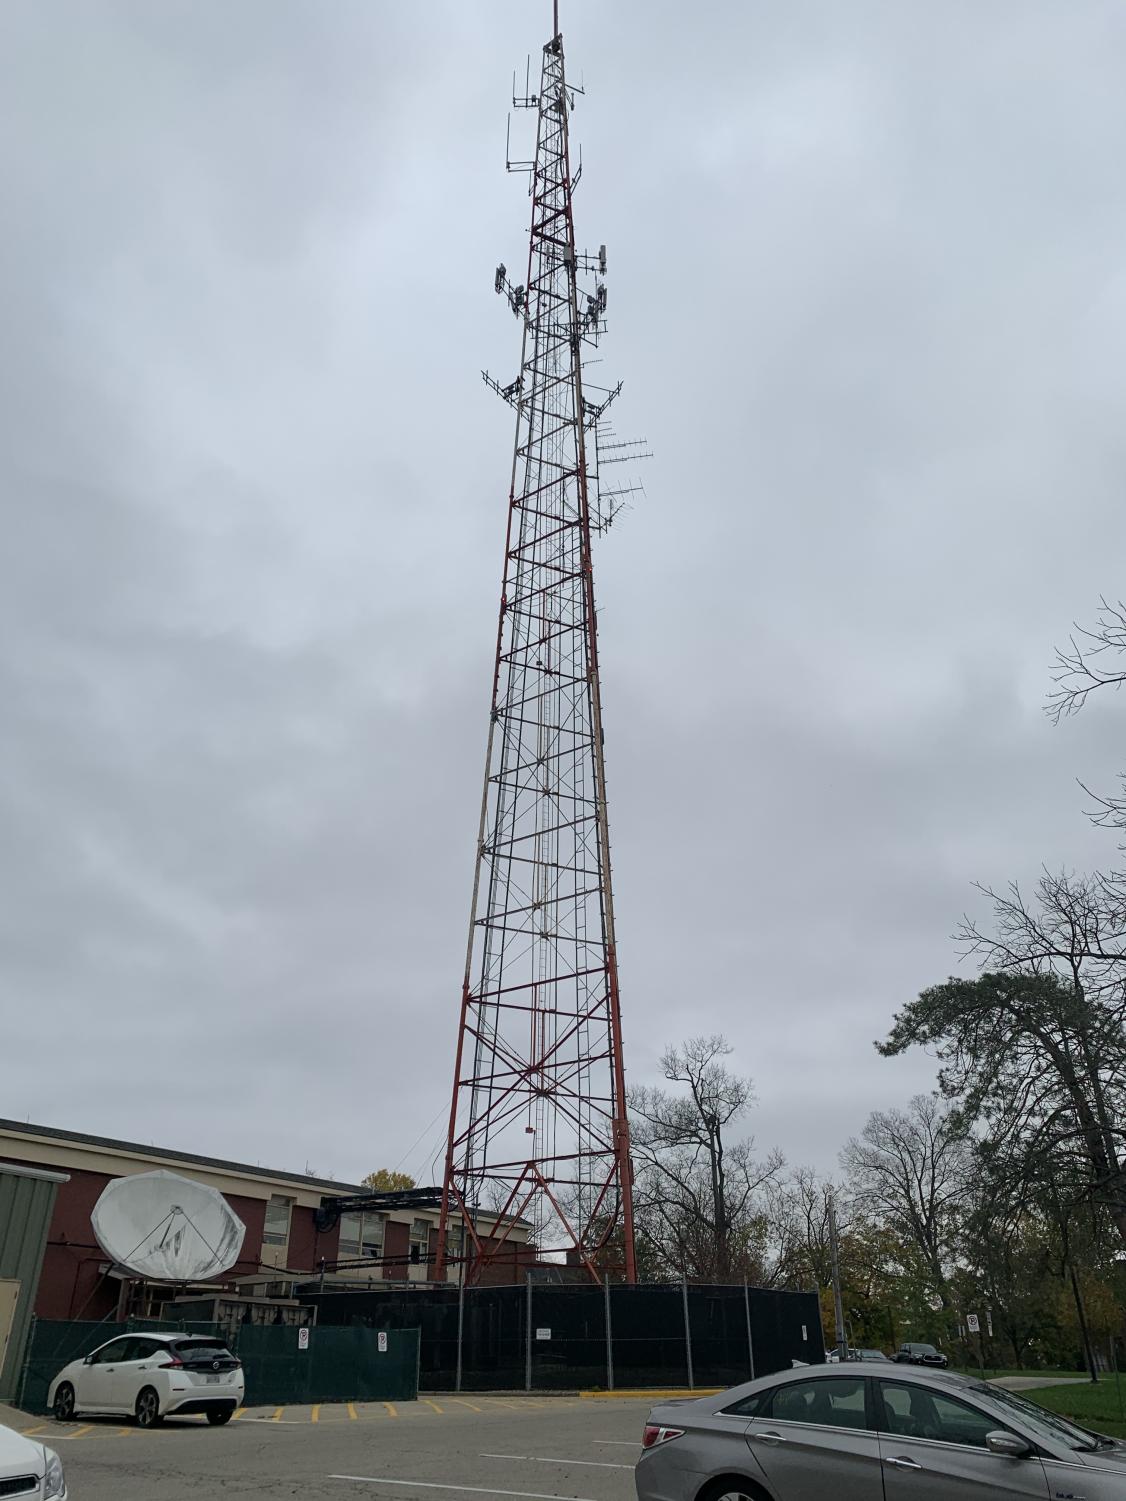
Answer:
[378,1331,388,1353]
[298,1326,310,1351]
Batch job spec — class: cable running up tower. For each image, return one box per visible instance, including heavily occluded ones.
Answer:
[436,9,643,1286]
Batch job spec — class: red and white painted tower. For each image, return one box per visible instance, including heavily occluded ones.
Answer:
[436,5,644,1285]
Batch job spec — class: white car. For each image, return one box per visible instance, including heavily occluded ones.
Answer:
[48,1331,244,1428]
[0,1420,66,1498]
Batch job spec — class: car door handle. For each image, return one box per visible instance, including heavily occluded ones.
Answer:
[749,1431,787,1445]
[886,1456,923,1470]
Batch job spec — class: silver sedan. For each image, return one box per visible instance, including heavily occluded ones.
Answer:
[635,1362,1126,1500]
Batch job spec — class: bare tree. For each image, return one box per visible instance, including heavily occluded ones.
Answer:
[840,1095,972,1309]
[1048,598,1126,724]
[957,870,1126,1001]
[768,1167,838,1290]
[1046,600,1126,898]
[629,1035,784,1281]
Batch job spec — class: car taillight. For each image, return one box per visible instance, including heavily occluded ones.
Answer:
[642,1425,685,1450]
[157,1356,183,1369]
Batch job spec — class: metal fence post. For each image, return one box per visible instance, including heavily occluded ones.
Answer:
[604,1277,614,1391]
[525,1274,533,1393]
[743,1278,756,1381]
[681,1275,694,1390]
[455,1274,465,1394]
[16,1314,36,1411]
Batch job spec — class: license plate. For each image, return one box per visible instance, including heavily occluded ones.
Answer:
[206,1373,221,1384]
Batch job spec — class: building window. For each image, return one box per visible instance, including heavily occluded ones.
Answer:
[339,1212,384,1261]
[263,1195,293,1247]
[409,1218,430,1265]
[339,1212,361,1258]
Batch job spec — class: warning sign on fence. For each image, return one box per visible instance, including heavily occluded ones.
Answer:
[298,1327,310,1351]
[966,1314,980,1334]
[378,1331,388,1353]
[535,1328,551,1341]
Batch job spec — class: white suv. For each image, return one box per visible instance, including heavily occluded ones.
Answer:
[48,1332,244,1427]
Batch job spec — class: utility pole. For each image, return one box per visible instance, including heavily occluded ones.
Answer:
[829,1197,848,1362]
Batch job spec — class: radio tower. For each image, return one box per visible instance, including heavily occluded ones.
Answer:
[436,3,645,1286]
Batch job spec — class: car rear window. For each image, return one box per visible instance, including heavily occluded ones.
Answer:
[722,1389,769,1417]
[173,1339,234,1362]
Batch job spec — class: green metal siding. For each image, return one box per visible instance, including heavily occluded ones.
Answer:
[0,1169,60,1400]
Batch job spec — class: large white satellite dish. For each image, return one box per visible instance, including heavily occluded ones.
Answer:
[91,1169,246,1281]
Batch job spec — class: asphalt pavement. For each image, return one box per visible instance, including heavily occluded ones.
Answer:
[15,1394,651,1501]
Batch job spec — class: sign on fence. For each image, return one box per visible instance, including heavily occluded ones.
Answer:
[298,1327,310,1351]
[966,1314,980,1334]
[535,1328,551,1341]
[378,1332,388,1353]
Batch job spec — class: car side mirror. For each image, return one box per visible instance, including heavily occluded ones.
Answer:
[987,1431,1030,1458]
[83,1355,94,1365]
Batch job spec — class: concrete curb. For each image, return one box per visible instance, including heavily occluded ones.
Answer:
[580,1388,721,1400]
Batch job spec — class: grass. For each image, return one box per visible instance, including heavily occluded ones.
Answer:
[1024,1374,1126,1439]
[953,1367,1084,1382]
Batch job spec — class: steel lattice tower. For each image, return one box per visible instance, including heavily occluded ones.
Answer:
[436,6,641,1286]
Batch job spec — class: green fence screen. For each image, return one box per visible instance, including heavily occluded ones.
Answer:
[19,1319,419,1413]
[234,1324,419,1405]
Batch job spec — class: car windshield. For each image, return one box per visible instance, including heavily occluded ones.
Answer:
[908,1344,937,1354]
[966,1380,1110,1453]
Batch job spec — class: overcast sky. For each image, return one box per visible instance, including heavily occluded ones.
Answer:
[3,1,1126,1191]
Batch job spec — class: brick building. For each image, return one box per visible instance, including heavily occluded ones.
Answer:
[0,1118,530,1327]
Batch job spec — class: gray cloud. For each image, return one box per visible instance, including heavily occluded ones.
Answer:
[3,0,1126,1187]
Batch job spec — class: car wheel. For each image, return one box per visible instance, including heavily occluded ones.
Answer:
[53,1383,76,1422]
[699,1478,771,1501]
[135,1387,162,1429]
[206,1409,232,1426]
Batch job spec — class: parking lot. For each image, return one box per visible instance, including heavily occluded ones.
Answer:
[17,1393,652,1501]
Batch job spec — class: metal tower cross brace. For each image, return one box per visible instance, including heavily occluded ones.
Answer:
[436,15,638,1287]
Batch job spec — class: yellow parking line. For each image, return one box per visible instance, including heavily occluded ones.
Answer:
[21,1425,46,1436]
[271,1407,284,1422]
[384,1402,398,1419]
[347,1402,358,1421]
[452,1398,482,1412]
[116,1428,133,1438]
[311,1405,320,1424]
[423,1398,444,1415]
[233,1407,245,1421]
[64,1425,93,1441]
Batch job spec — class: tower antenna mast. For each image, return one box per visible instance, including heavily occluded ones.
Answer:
[436,3,643,1286]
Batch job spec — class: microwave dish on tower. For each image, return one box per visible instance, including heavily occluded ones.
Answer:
[91,1169,246,1281]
